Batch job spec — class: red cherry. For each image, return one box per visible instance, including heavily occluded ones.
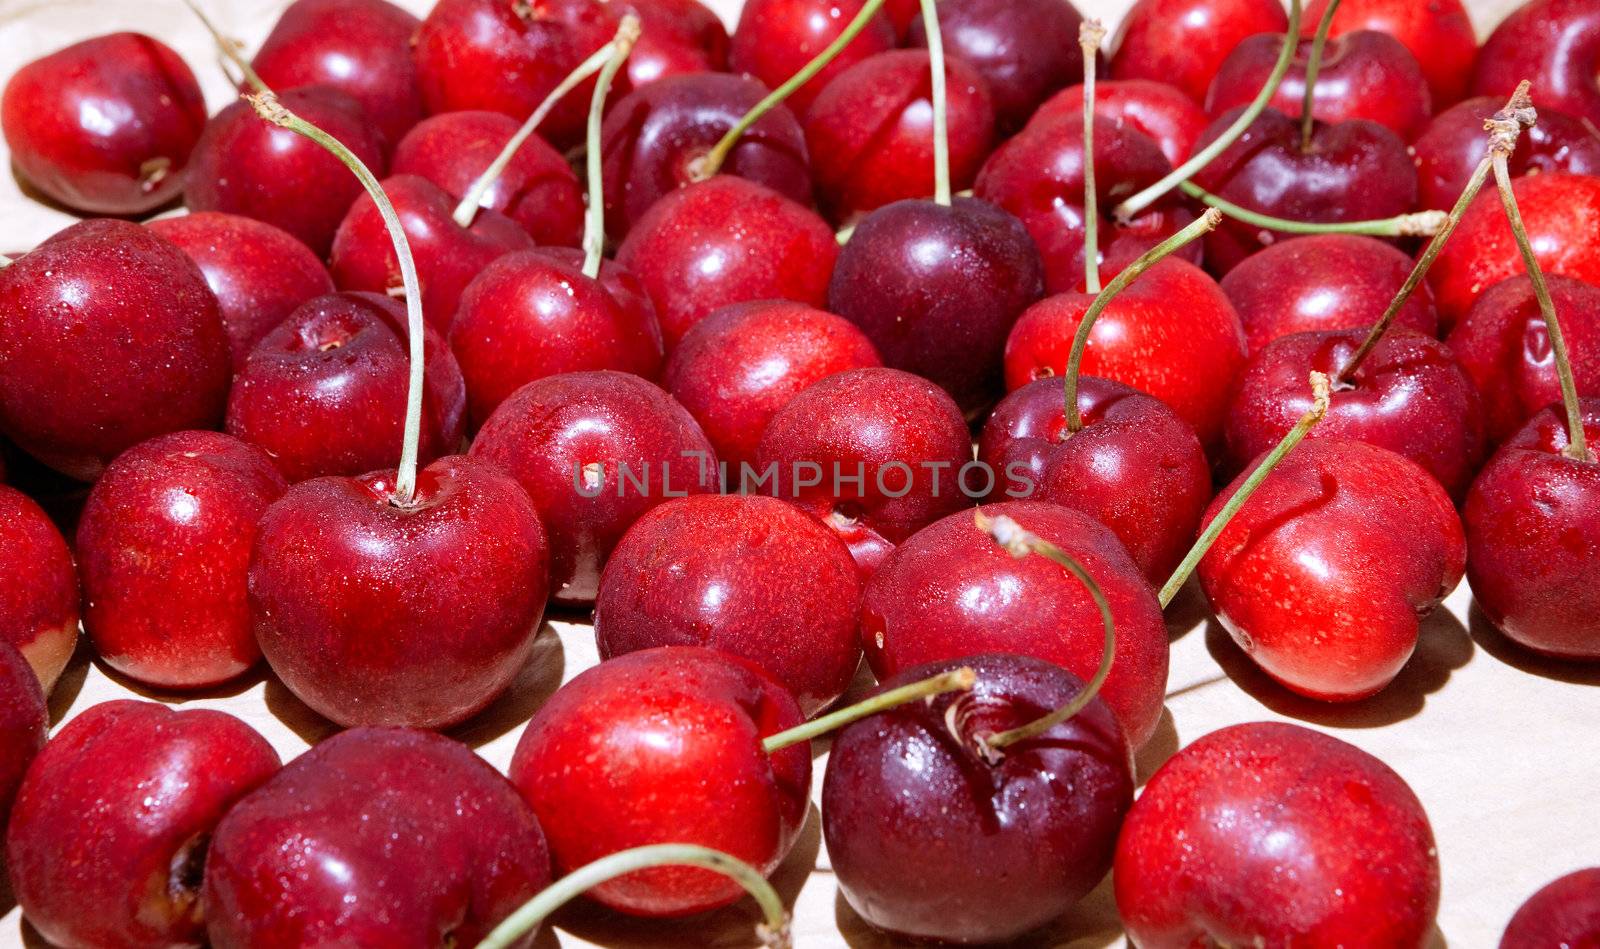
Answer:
[1031,78,1209,167]
[1116,721,1440,947]
[150,212,336,369]
[0,219,230,482]
[1465,400,1600,661]
[664,299,881,469]
[1473,0,1600,128]
[509,646,810,916]
[1109,0,1288,104]
[226,292,466,484]
[615,176,839,348]
[0,485,79,694]
[1414,98,1600,213]
[5,701,281,949]
[1501,868,1600,948]
[251,0,424,151]
[1303,0,1476,107]
[623,0,730,88]
[1198,438,1465,701]
[0,33,205,215]
[0,640,46,829]
[729,0,896,119]
[205,727,550,947]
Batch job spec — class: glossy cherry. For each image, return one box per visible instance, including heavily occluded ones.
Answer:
[1414,98,1600,213]
[0,485,78,692]
[729,0,896,119]
[1109,0,1288,104]
[1030,78,1210,167]
[1501,868,1600,948]
[1304,0,1476,107]
[624,0,730,88]
[1473,0,1600,128]
[0,32,205,215]
[0,640,46,829]
[1116,721,1441,947]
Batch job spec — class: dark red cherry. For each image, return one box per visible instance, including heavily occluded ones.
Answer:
[624,0,730,87]
[729,0,896,119]
[0,640,46,829]
[1501,868,1600,948]
[1473,0,1600,128]
[1414,97,1600,212]
[1109,0,1288,104]
[1030,78,1210,167]
[0,485,77,693]
[0,33,205,215]
[1304,0,1477,107]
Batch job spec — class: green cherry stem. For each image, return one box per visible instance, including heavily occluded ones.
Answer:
[919,0,952,206]
[180,0,269,93]
[1080,19,1107,294]
[1179,180,1447,237]
[1300,0,1341,150]
[582,16,640,278]
[1157,371,1332,607]
[762,666,977,753]
[477,844,792,949]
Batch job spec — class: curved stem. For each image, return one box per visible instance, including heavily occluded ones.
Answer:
[1063,209,1223,432]
[1300,0,1340,151]
[1180,181,1446,237]
[248,93,426,505]
[919,0,951,206]
[971,509,1114,755]
[693,0,890,181]
[1158,372,1332,607]
[1080,20,1107,294]
[477,845,792,949]
[583,17,640,278]
[762,667,976,753]
[1113,0,1302,221]
[179,0,268,93]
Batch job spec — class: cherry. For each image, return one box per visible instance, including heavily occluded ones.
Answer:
[205,727,550,947]
[0,32,205,215]
[471,370,718,605]
[615,176,839,348]
[1414,98,1600,213]
[1115,721,1440,947]
[594,493,863,715]
[509,646,809,917]
[6,701,281,949]
[1030,78,1210,167]
[1303,0,1475,108]
[75,431,286,690]
[0,218,229,482]
[1198,437,1465,701]
[824,652,1131,943]
[1109,0,1288,105]
[226,292,466,484]
[149,211,336,369]
[0,486,78,692]
[755,367,972,574]
[729,0,897,120]
[0,640,46,830]
[187,86,386,257]
[251,0,424,151]
[664,299,881,469]
[1474,0,1600,128]
[624,0,730,88]
[1220,234,1438,355]
[1501,868,1600,948]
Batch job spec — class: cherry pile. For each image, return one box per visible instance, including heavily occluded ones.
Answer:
[0,0,1598,944]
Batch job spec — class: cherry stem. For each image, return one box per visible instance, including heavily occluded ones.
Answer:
[1113,0,1302,221]
[692,0,889,181]
[1301,0,1341,151]
[919,0,952,206]
[247,92,426,506]
[477,844,792,949]
[762,666,977,753]
[1063,209,1223,432]
[1080,19,1107,294]
[971,509,1114,756]
[1336,81,1536,384]
[1179,181,1447,237]
[582,17,640,279]
[179,0,268,93]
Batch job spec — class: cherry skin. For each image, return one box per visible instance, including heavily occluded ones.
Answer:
[205,727,550,948]
[149,212,336,369]
[1030,78,1210,167]
[471,370,718,605]
[824,653,1132,944]
[226,292,466,484]
[251,0,424,151]
[391,111,584,247]
[861,500,1169,747]
[595,493,863,715]
[0,486,78,692]
[729,0,897,119]
[1004,257,1248,454]
[1198,438,1466,701]
[1304,0,1476,108]
[186,85,386,257]
[1109,0,1288,105]
[1413,98,1600,213]
[624,0,730,88]
[1473,0,1600,128]
[664,299,881,469]
[1501,868,1600,948]
[1448,274,1600,446]
[600,72,811,237]
[615,176,840,348]
[1115,721,1441,948]
[0,33,205,215]
[1464,400,1600,661]
[0,219,230,482]
[5,701,281,949]
[509,646,810,916]
[0,640,45,829]
[977,376,1212,585]
[1220,234,1438,355]
[1206,30,1433,141]
[755,367,972,574]
[828,197,1044,414]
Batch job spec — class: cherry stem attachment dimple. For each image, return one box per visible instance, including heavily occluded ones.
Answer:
[762,667,977,753]
[1179,181,1447,237]
[1080,19,1107,294]
[971,509,1114,757]
[582,16,640,279]
[920,0,952,206]
[247,92,426,506]
[1113,0,1303,221]
[1301,0,1341,151]
[179,0,268,93]
[1158,371,1331,607]
[477,844,792,949]
[1062,209,1223,432]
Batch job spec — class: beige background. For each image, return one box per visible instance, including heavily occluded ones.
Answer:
[0,0,1588,946]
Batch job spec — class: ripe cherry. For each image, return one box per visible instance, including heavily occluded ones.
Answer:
[624,0,730,88]
[1501,868,1600,948]
[0,486,78,693]
[0,640,45,829]
[1414,98,1600,213]
[1030,78,1209,167]
[729,0,896,119]
[1473,0,1600,128]
[1303,0,1476,107]
[1109,0,1288,104]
